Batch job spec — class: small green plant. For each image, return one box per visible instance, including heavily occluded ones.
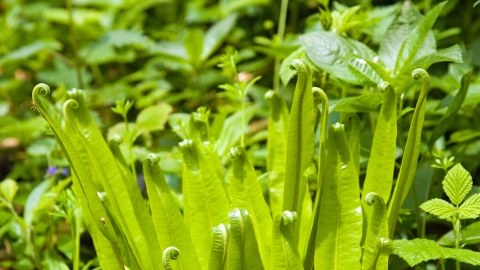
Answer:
[415,164,480,269]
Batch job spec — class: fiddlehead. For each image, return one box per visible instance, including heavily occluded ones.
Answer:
[147,153,160,165]
[209,223,229,270]
[162,246,180,270]
[31,83,51,116]
[281,210,298,225]
[229,146,242,159]
[411,68,430,102]
[365,192,384,207]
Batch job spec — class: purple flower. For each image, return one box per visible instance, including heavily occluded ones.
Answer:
[46,166,58,175]
[61,168,70,177]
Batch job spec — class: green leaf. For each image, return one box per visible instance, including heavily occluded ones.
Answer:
[31,84,119,249]
[209,224,229,270]
[362,83,397,220]
[185,28,204,66]
[407,45,463,71]
[362,193,390,270]
[329,94,383,112]
[459,194,480,219]
[226,209,265,270]
[420,198,457,219]
[0,179,19,203]
[0,39,62,65]
[270,211,303,270]
[63,91,161,268]
[180,139,230,269]
[428,70,471,147]
[282,59,315,240]
[264,90,289,217]
[136,103,173,132]
[71,181,123,269]
[315,123,362,270]
[302,32,381,85]
[387,69,430,238]
[378,1,431,71]
[443,163,472,206]
[143,154,202,270]
[229,146,272,267]
[201,13,238,61]
[393,238,480,267]
[345,113,361,174]
[394,1,447,75]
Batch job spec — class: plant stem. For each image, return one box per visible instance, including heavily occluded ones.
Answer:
[241,94,245,147]
[453,214,461,270]
[273,0,289,91]
[73,208,81,270]
[66,0,84,89]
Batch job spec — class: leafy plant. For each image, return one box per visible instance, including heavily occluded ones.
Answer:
[409,164,480,269]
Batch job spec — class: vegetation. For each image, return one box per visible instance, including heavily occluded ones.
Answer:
[1,0,480,269]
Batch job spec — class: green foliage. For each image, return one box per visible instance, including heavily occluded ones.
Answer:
[393,239,480,267]
[3,0,480,269]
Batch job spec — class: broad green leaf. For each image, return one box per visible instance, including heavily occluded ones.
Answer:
[201,13,238,61]
[209,224,229,270]
[407,45,463,72]
[393,238,480,267]
[298,184,312,258]
[394,1,447,75]
[0,39,62,65]
[362,193,389,270]
[143,154,201,270]
[71,181,123,270]
[264,90,289,217]
[443,163,472,206]
[362,83,397,221]
[270,211,303,270]
[280,47,306,86]
[344,113,361,173]
[32,84,118,245]
[215,106,256,157]
[185,28,204,67]
[329,94,383,112]
[226,209,264,270]
[459,194,480,219]
[303,88,329,270]
[378,1,432,71]
[0,179,19,203]
[387,69,429,238]
[428,70,471,147]
[420,198,456,219]
[302,32,381,86]
[136,103,173,132]
[62,90,161,268]
[282,59,314,241]
[315,123,362,270]
[180,139,229,269]
[229,146,272,266]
